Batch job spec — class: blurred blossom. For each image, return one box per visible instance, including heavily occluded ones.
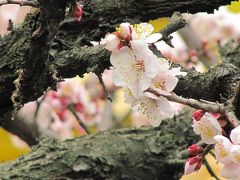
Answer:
[0,1,31,35]
[19,76,105,139]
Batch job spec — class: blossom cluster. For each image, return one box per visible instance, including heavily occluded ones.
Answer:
[102,22,186,126]
[185,110,240,179]
[19,77,102,139]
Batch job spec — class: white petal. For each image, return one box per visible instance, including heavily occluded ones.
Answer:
[204,113,222,132]
[169,67,187,76]
[131,40,153,61]
[221,163,240,179]
[132,97,162,127]
[214,135,232,149]
[111,69,126,87]
[144,92,159,100]
[229,145,240,165]
[110,46,135,67]
[145,54,161,78]
[214,143,232,164]
[140,75,152,92]
[105,34,121,52]
[124,88,138,106]
[145,33,162,44]
[127,82,140,98]
[157,96,174,118]
[230,125,240,145]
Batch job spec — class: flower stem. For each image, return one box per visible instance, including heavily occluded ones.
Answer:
[204,158,221,180]
[68,104,91,135]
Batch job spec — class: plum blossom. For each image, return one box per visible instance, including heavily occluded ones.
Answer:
[111,40,160,98]
[132,93,174,127]
[214,135,232,164]
[102,22,163,52]
[192,113,222,144]
[213,126,240,179]
[103,21,187,126]
[130,61,186,126]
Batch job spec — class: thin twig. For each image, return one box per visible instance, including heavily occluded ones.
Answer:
[225,110,240,127]
[201,144,214,157]
[0,0,37,7]
[97,74,112,102]
[146,88,225,114]
[159,12,186,47]
[68,104,91,135]
[204,158,221,180]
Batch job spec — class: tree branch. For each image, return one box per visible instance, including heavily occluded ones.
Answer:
[0,108,198,179]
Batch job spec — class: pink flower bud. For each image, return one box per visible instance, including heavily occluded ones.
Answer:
[187,144,202,155]
[184,156,202,175]
[74,102,84,113]
[72,3,83,22]
[58,110,67,121]
[192,110,205,121]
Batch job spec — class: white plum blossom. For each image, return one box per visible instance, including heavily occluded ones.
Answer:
[111,40,160,98]
[213,126,240,179]
[192,113,222,144]
[103,21,187,127]
[214,135,232,164]
[132,92,174,127]
[102,22,163,53]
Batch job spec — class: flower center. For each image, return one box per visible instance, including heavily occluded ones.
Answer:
[154,81,165,90]
[134,60,145,71]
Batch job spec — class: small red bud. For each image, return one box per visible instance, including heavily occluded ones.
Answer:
[58,110,67,121]
[187,144,202,155]
[72,3,83,22]
[192,110,205,121]
[74,103,84,113]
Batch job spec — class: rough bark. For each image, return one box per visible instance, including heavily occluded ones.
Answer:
[0,108,197,180]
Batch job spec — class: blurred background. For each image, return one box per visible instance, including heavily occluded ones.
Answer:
[1,0,240,179]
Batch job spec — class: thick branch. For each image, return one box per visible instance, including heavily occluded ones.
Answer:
[0,109,198,179]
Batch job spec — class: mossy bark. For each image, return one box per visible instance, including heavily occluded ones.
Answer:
[0,109,197,180]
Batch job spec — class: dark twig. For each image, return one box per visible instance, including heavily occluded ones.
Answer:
[68,104,91,134]
[97,74,112,102]
[159,12,186,47]
[204,158,221,180]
